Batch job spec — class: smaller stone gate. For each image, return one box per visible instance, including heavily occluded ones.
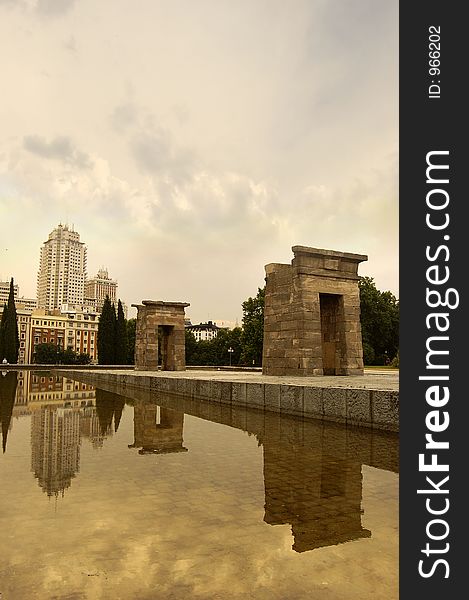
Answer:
[132,300,189,371]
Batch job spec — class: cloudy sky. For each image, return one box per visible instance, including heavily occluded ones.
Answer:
[0,0,398,324]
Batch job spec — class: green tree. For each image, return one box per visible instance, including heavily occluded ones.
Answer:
[212,327,243,366]
[0,279,19,363]
[184,327,243,366]
[34,343,91,365]
[98,296,117,364]
[75,352,92,365]
[191,339,218,365]
[185,329,198,365]
[240,287,265,366]
[0,371,18,452]
[115,300,128,364]
[126,318,136,364]
[34,343,61,364]
[61,348,79,365]
[359,277,399,365]
[0,304,7,362]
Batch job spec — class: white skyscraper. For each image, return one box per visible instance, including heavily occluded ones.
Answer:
[37,224,87,310]
[85,268,118,312]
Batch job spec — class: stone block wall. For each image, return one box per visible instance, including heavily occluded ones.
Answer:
[262,246,367,376]
[133,301,189,371]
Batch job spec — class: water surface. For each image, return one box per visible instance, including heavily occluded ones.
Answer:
[0,371,398,599]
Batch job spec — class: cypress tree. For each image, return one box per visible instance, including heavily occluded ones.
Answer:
[98,296,116,364]
[110,301,117,363]
[0,303,7,362]
[115,299,128,364]
[0,279,19,364]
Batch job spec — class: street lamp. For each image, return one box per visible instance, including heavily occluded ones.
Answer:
[228,347,234,367]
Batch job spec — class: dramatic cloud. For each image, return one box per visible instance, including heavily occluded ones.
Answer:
[0,0,398,322]
[0,0,76,14]
[36,0,76,16]
[23,135,93,169]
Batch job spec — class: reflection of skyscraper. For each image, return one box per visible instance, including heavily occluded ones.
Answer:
[13,370,30,412]
[261,424,371,552]
[31,407,81,497]
[80,406,112,449]
[129,401,187,455]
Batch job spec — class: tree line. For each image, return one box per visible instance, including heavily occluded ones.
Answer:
[358,276,399,366]
[97,296,131,364]
[185,279,399,367]
[34,344,92,364]
[185,287,265,367]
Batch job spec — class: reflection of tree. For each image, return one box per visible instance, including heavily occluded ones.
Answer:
[0,371,18,452]
[80,406,110,449]
[95,388,126,435]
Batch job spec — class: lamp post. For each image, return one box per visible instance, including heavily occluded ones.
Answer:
[228,347,234,367]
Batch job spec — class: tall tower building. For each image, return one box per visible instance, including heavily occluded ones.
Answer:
[37,224,87,310]
[84,268,118,313]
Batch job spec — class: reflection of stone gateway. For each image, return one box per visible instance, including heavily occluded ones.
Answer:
[262,246,368,376]
[262,432,372,552]
[128,402,187,455]
[132,301,190,371]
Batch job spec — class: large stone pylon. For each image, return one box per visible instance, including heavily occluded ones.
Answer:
[262,246,367,376]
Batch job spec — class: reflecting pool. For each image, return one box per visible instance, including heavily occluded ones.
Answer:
[0,371,398,599]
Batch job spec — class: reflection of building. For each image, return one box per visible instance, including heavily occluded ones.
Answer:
[37,224,87,310]
[7,373,128,497]
[25,374,116,495]
[129,402,187,454]
[262,438,371,552]
[14,370,30,408]
[28,373,95,408]
[31,406,81,497]
[118,387,397,554]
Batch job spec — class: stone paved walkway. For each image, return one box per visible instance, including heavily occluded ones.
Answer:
[72,368,398,392]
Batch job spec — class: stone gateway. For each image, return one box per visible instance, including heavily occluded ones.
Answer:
[132,300,190,371]
[262,246,367,376]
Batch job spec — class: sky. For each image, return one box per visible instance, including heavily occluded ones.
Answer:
[0,0,398,324]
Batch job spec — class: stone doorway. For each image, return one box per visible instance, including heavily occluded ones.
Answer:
[319,293,343,375]
[132,300,190,371]
[158,325,175,370]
